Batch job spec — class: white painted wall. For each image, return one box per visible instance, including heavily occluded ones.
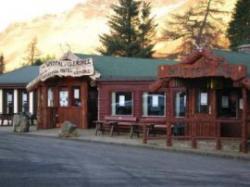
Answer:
[0,89,2,114]
[14,89,18,114]
[29,91,34,114]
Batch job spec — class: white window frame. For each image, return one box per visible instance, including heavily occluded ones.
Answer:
[142,92,166,117]
[111,91,133,116]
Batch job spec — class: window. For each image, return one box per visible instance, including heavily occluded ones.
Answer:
[6,91,13,114]
[175,91,186,117]
[59,88,69,107]
[112,92,132,115]
[72,87,81,107]
[196,90,209,113]
[47,88,54,107]
[20,91,28,112]
[142,92,165,116]
[217,90,239,118]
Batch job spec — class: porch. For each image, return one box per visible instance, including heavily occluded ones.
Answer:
[149,49,250,153]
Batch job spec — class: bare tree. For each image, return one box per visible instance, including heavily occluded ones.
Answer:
[23,37,40,65]
[162,0,228,58]
[0,53,5,73]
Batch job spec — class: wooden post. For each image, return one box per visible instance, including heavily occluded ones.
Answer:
[81,81,88,129]
[241,88,248,153]
[211,89,221,150]
[166,120,172,146]
[143,124,147,144]
[29,91,34,114]
[216,121,222,150]
[166,87,172,147]
[14,89,18,114]
[189,87,197,149]
[191,122,197,149]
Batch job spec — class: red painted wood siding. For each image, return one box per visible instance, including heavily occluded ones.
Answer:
[98,81,167,123]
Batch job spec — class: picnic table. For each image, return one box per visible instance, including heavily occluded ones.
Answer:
[94,116,140,138]
[0,114,13,126]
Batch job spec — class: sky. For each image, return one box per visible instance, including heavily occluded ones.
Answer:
[0,0,86,32]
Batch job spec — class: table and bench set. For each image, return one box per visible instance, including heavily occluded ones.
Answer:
[94,116,167,140]
[0,113,36,126]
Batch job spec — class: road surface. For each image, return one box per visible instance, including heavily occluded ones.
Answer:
[0,131,250,187]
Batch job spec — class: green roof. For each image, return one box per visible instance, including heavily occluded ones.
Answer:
[0,50,250,86]
[76,54,176,80]
[0,66,39,85]
[213,49,250,75]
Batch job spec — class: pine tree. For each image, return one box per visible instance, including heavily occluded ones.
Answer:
[162,0,228,58]
[137,2,156,58]
[0,54,5,73]
[98,0,156,58]
[227,0,250,50]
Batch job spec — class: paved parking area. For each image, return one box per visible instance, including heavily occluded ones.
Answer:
[0,130,250,187]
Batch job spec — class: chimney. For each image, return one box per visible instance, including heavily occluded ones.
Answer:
[237,44,250,54]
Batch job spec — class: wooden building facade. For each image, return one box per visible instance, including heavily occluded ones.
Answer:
[1,49,250,152]
[26,52,173,129]
[0,66,38,125]
[151,49,250,152]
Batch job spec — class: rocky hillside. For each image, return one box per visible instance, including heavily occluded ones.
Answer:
[0,0,236,71]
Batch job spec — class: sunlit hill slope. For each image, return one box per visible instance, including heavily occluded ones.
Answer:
[0,0,236,71]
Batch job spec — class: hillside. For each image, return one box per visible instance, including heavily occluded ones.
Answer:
[0,0,236,71]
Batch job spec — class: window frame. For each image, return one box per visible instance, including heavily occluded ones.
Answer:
[47,87,54,107]
[71,86,81,107]
[142,92,166,117]
[19,90,29,113]
[196,89,210,114]
[217,89,240,119]
[111,91,133,116]
[174,90,186,118]
[4,90,14,114]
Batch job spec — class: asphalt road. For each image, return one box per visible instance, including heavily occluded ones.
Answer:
[0,131,250,187]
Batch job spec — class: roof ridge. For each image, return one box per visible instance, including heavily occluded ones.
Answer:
[74,53,177,63]
[2,65,39,75]
[213,48,250,56]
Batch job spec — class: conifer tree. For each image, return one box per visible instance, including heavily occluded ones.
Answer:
[99,0,156,58]
[227,0,250,50]
[137,2,156,58]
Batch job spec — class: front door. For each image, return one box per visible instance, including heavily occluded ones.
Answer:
[193,89,215,136]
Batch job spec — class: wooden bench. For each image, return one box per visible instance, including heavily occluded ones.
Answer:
[145,124,166,136]
[0,113,36,127]
[140,118,166,137]
[94,116,139,137]
[0,114,13,126]
[94,120,117,136]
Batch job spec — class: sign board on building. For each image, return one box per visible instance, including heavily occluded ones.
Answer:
[39,58,94,81]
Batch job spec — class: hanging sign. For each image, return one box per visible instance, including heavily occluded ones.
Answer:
[74,89,80,99]
[39,58,94,81]
[239,98,243,110]
[221,96,229,108]
[152,95,159,107]
[119,95,125,106]
[200,92,208,106]
[22,93,28,102]
[7,94,12,102]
